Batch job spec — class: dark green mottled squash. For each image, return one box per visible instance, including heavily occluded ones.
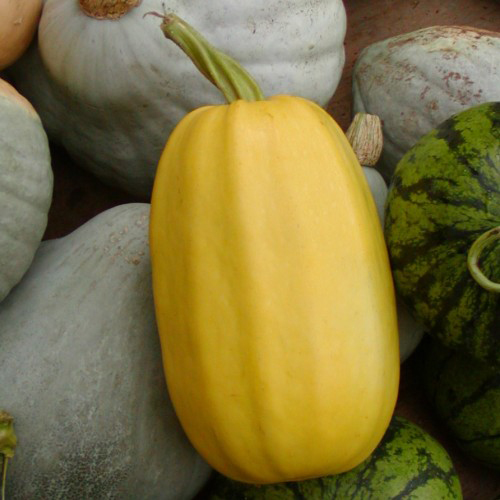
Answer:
[0,204,211,499]
[205,416,462,499]
[423,338,500,469]
[385,102,500,365]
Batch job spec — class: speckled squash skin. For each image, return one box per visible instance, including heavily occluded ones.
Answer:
[352,26,500,180]
[423,339,500,470]
[0,78,52,303]
[0,204,211,499]
[206,416,463,499]
[385,102,500,365]
[5,0,346,197]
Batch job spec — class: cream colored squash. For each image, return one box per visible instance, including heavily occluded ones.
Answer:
[0,78,52,303]
[6,0,347,197]
[0,0,42,70]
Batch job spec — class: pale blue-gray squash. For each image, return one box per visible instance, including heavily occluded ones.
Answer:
[0,203,211,499]
[352,25,500,181]
[0,79,52,303]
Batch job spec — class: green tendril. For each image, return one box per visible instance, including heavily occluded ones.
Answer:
[467,226,500,293]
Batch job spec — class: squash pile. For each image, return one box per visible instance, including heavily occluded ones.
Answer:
[0,1,499,498]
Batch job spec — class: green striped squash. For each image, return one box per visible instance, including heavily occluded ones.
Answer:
[423,338,500,469]
[384,101,500,365]
[205,416,462,499]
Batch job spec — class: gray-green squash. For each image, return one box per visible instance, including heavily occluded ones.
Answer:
[0,77,52,303]
[352,25,500,181]
[0,203,211,499]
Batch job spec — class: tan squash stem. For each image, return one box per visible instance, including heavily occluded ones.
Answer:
[346,113,384,166]
[0,412,16,500]
[467,226,500,293]
[79,0,142,20]
[145,12,264,103]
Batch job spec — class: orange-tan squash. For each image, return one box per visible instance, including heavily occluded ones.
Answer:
[0,0,42,70]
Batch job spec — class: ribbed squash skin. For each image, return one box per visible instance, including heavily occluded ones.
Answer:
[0,78,52,302]
[150,95,400,484]
[206,416,463,499]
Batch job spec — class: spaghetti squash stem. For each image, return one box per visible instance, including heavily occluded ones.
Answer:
[144,11,265,103]
[467,226,500,293]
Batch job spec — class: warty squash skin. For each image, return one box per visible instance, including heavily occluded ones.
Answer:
[150,94,400,484]
[0,78,52,303]
[0,204,211,499]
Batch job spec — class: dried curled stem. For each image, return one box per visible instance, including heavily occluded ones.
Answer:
[346,113,383,167]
